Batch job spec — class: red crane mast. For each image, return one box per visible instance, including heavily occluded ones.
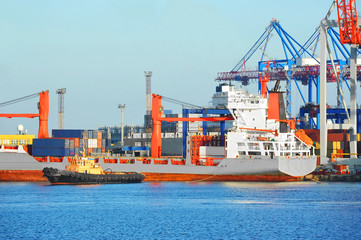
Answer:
[0,91,49,138]
[336,0,361,44]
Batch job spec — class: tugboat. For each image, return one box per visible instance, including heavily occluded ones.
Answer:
[43,157,145,184]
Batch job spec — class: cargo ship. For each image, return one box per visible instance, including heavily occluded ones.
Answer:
[0,82,317,182]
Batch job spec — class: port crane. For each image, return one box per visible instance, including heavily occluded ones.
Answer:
[315,0,360,163]
[0,91,49,138]
[336,0,361,44]
[151,94,233,158]
[216,2,361,123]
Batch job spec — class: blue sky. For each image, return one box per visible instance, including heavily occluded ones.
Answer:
[0,0,355,135]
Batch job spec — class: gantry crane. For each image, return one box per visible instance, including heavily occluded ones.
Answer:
[336,0,359,160]
[317,0,360,163]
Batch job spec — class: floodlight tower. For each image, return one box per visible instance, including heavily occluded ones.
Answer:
[56,88,66,129]
[118,104,126,147]
[145,71,152,131]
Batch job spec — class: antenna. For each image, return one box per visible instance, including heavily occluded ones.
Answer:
[56,88,66,129]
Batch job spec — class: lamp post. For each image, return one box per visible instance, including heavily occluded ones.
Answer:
[118,104,126,147]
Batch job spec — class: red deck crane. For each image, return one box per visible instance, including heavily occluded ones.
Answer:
[151,94,233,158]
[0,91,49,138]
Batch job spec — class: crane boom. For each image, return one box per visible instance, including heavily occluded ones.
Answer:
[0,91,49,138]
[336,0,361,44]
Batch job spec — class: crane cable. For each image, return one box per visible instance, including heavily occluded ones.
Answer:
[159,95,204,109]
[0,92,39,108]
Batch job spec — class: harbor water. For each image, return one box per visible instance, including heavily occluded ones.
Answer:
[1,181,361,239]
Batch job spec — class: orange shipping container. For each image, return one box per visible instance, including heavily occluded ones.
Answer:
[101,148,105,153]
[336,149,343,158]
[97,131,102,140]
[74,138,79,148]
[333,164,347,172]
[88,148,93,154]
[97,139,102,148]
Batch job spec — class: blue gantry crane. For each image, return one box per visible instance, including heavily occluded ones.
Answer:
[216,4,361,133]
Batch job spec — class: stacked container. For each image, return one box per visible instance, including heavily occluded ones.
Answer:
[303,129,361,165]
[51,129,106,157]
[32,138,70,157]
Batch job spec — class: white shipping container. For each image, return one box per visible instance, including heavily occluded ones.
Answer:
[295,57,320,66]
[87,139,97,148]
[132,133,142,139]
[164,133,175,138]
[199,146,224,158]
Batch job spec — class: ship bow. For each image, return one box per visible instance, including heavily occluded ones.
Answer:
[278,157,317,177]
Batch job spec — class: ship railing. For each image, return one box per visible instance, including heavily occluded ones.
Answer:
[274,139,312,157]
[331,153,361,162]
[243,141,311,158]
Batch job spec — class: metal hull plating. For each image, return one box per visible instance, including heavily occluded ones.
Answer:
[97,156,316,182]
[0,150,316,182]
[0,148,68,181]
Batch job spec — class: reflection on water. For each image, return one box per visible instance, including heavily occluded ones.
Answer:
[222,181,317,189]
[0,182,360,239]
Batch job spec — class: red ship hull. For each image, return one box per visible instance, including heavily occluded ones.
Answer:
[0,170,299,182]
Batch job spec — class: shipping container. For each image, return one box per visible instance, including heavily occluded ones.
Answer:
[88,130,93,139]
[32,147,70,157]
[132,133,142,138]
[97,131,102,140]
[87,139,97,148]
[53,137,79,148]
[83,130,88,139]
[52,129,85,139]
[74,138,79,148]
[70,148,75,156]
[97,139,102,148]
[106,139,111,148]
[33,138,69,148]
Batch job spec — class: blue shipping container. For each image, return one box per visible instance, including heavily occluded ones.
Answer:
[33,138,68,148]
[87,130,93,139]
[69,148,74,156]
[106,139,111,147]
[123,146,149,151]
[32,147,70,157]
[52,129,85,139]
